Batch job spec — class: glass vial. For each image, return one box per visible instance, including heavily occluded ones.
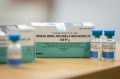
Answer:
[7,33,22,66]
[102,30,115,61]
[91,29,103,60]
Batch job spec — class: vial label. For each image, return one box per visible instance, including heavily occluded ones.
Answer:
[102,43,115,58]
[8,48,21,59]
[91,42,102,58]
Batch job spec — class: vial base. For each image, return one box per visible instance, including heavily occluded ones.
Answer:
[91,58,102,61]
[103,58,114,61]
[8,59,21,67]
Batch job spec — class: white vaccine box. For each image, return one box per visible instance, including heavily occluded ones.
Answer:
[31,22,95,58]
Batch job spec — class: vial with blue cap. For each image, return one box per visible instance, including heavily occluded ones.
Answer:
[102,30,115,61]
[7,33,22,66]
[91,29,103,60]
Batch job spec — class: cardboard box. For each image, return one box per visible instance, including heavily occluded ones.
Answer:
[31,22,95,58]
[0,29,8,62]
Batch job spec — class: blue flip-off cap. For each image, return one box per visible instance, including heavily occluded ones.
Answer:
[92,29,103,37]
[104,30,115,37]
[8,33,20,41]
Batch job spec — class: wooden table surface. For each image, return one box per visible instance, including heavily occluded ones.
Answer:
[0,44,120,79]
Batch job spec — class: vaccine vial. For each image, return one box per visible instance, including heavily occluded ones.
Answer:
[102,30,115,61]
[91,29,103,60]
[7,33,22,66]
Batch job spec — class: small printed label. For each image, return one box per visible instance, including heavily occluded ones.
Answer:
[103,43,115,52]
[35,26,93,42]
[91,42,102,58]
[103,43,115,58]
[8,49,21,59]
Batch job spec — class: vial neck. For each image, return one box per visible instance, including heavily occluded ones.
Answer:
[94,36,100,38]
[107,36,112,39]
[11,41,18,43]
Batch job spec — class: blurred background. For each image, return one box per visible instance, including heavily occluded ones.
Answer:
[0,0,119,42]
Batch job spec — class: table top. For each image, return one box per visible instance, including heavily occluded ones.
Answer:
[0,44,119,79]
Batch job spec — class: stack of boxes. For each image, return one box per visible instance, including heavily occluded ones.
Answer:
[0,23,95,63]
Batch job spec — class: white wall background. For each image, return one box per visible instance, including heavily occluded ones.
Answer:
[49,0,120,42]
[0,0,51,25]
